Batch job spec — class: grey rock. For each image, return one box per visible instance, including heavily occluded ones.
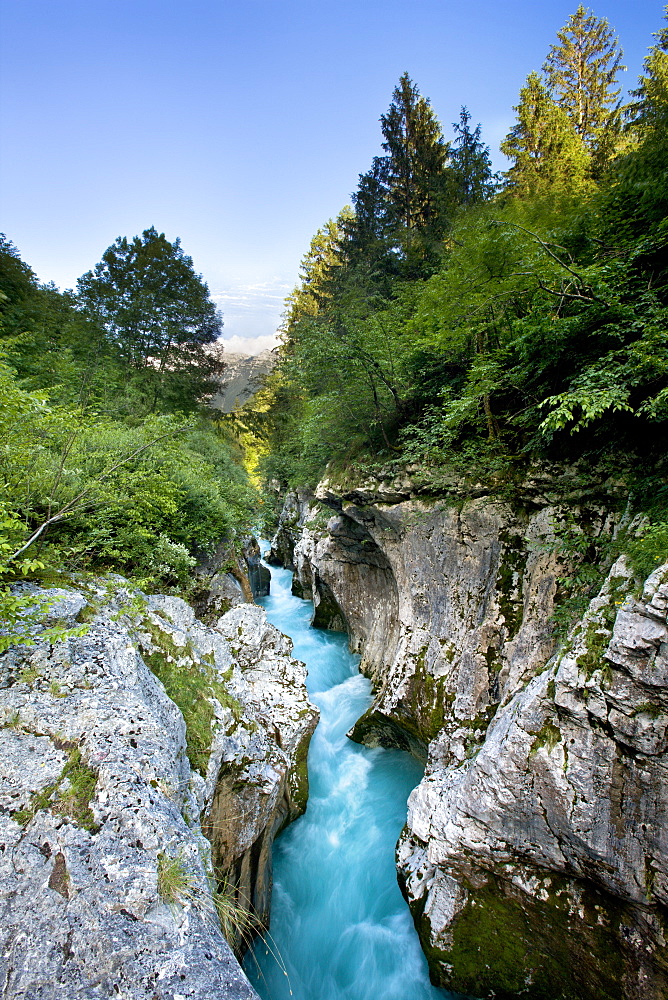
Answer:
[0,580,318,999]
[279,484,668,999]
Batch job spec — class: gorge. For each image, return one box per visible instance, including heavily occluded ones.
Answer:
[1,6,667,997]
[244,555,447,1000]
[264,478,668,1000]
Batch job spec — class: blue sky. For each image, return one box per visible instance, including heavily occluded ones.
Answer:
[0,0,663,353]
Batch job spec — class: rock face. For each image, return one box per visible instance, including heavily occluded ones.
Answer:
[209,350,276,414]
[192,536,268,624]
[0,579,318,1000]
[242,538,271,599]
[274,487,668,999]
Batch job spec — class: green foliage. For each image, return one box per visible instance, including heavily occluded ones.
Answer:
[625,520,668,579]
[157,849,198,906]
[450,107,499,206]
[543,3,625,169]
[0,225,257,604]
[77,227,223,414]
[501,72,593,197]
[140,617,242,775]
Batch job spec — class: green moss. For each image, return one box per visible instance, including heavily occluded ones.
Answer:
[140,619,242,776]
[530,721,562,755]
[13,746,98,831]
[576,621,612,679]
[484,643,502,673]
[287,730,312,819]
[415,872,627,1000]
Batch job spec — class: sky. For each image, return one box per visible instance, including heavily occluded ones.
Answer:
[0,0,664,355]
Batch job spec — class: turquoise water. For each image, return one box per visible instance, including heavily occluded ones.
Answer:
[244,557,453,1000]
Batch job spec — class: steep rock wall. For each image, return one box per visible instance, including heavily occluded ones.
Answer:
[0,579,318,999]
[273,488,668,999]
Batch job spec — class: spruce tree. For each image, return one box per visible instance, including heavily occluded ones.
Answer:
[543,4,625,169]
[606,9,668,229]
[379,73,449,235]
[501,72,592,197]
[449,108,498,206]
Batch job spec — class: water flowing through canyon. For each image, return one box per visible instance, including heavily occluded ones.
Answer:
[244,556,452,1000]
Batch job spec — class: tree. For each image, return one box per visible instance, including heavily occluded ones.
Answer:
[283,209,353,333]
[379,73,450,236]
[449,108,498,206]
[543,4,625,169]
[604,8,668,230]
[77,227,222,410]
[501,72,592,197]
[629,6,668,136]
[342,160,401,296]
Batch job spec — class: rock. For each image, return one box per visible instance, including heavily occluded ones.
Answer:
[289,496,572,754]
[398,559,668,999]
[191,541,253,623]
[0,578,318,999]
[209,350,276,414]
[242,538,270,599]
[277,484,668,999]
[266,489,313,569]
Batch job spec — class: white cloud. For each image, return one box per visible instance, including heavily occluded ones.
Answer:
[220,333,279,356]
[210,278,292,341]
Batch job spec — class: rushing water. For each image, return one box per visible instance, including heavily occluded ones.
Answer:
[244,556,452,1000]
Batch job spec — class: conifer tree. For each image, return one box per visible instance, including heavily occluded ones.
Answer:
[501,72,592,197]
[283,209,353,333]
[449,108,498,206]
[379,73,449,235]
[342,158,400,294]
[606,8,668,228]
[543,4,625,169]
[630,6,668,135]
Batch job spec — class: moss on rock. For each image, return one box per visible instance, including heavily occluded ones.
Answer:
[414,871,629,1000]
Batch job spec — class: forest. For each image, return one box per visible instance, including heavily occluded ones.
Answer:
[1,3,667,643]
[244,4,668,577]
[0,227,256,646]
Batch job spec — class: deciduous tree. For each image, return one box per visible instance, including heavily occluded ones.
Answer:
[77,227,222,411]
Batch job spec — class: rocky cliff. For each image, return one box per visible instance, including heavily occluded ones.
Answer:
[270,483,668,1000]
[209,351,276,414]
[0,578,318,1000]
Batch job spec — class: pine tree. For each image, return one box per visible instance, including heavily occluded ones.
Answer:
[449,108,498,206]
[501,72,592,197]
[543,4,625,169]
[283,209,352,333]
[629,6,668,136]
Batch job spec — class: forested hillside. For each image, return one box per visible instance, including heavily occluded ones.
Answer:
[0,227,255,647]
[2,4,667,644]
[249,5,668,574]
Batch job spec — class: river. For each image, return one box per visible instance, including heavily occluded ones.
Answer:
[244,556,453,1000]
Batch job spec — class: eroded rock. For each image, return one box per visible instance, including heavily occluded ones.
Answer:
[273,487,668,999]
[0,579,318,999]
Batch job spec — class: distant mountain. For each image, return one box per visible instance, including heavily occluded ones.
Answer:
[209,348,277,413]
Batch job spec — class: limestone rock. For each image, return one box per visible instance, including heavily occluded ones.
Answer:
[0,579,318,999]
[399,559,668,999]
[274,485,668,999]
